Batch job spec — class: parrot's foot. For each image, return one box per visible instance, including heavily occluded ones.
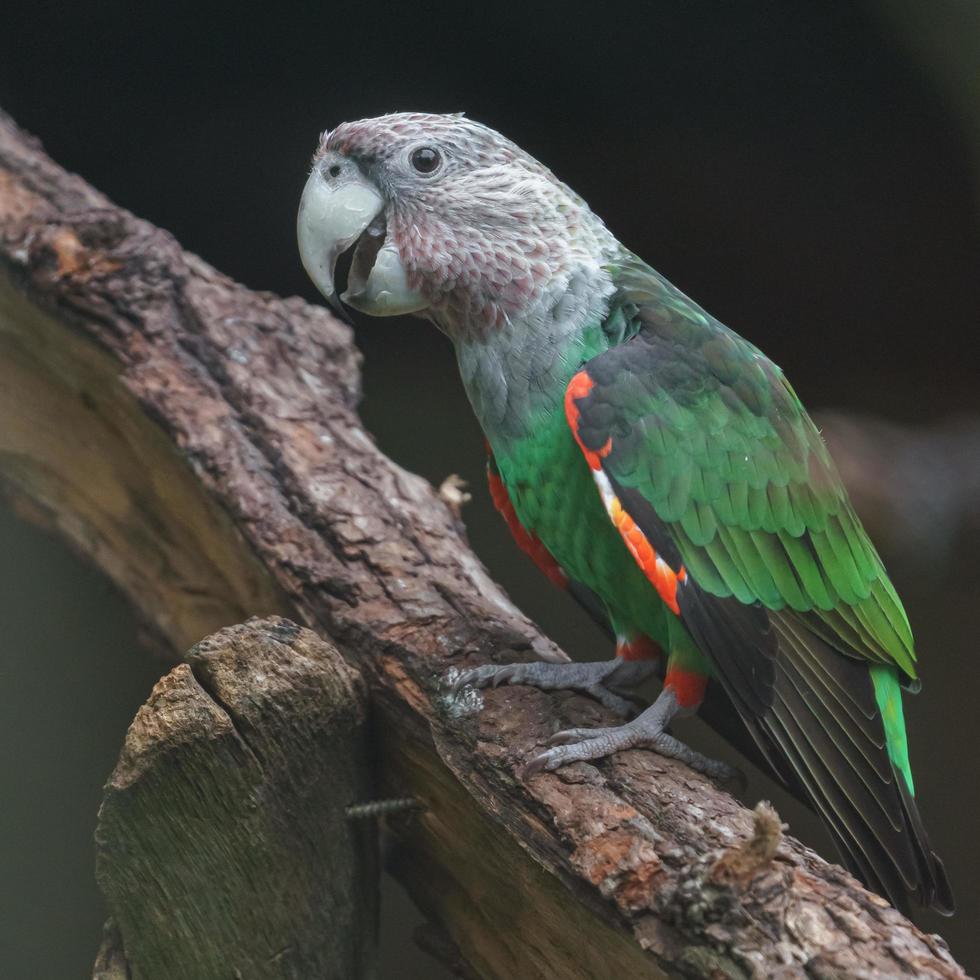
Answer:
[450,658,656,717]
[524,687,744,788]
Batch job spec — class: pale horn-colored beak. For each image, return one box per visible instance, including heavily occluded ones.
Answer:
[297,160,427,318]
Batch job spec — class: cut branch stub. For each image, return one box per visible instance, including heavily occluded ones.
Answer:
[95,618,378,980]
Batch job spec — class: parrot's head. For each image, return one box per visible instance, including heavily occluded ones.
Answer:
[297,112,612,337]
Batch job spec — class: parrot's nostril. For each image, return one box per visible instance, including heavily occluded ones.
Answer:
[328,164,342,178]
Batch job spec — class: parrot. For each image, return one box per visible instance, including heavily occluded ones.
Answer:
[296,112,953,916]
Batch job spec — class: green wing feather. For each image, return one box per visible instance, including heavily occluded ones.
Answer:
[593,256,916,681]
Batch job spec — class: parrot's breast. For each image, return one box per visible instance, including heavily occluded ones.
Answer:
[492,389,673,647]
[453,273,675,643]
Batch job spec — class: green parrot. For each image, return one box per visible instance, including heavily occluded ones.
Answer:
[297,112,953,916]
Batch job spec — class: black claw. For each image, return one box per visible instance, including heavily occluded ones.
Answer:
[521,753,550,778]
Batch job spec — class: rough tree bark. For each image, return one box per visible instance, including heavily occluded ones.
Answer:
[0,108,968,979]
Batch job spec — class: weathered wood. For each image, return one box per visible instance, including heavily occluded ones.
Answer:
[93,618,377,979]
[0,107,968,979]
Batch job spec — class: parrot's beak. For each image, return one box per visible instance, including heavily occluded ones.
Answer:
[297,162,427,319]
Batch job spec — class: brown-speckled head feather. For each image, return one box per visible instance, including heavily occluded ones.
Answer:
[317,112,616,336]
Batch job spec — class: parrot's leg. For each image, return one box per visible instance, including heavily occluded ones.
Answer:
[523,686,735,782]
[524,653,743,786]
[450,656,658,717]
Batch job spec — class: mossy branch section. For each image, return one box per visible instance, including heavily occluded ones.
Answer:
[94,618,377,980]
[0,107,967,979]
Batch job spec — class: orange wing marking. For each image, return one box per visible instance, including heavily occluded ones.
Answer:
[565,371,687,615]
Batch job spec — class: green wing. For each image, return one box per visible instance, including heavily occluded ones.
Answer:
[566,254,952,914]
[587,257,916,680]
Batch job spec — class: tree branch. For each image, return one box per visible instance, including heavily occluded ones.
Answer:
[0,107,966,979]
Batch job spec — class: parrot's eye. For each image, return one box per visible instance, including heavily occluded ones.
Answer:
[410,146,442,175]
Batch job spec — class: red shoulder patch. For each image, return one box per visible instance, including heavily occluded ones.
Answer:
[564,370,611,470]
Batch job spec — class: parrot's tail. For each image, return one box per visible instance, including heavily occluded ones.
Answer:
[817,753,955,916]
[894,777,955,915]
[771,666,954,915]
[766,623,956,917]
[680,585,956,916]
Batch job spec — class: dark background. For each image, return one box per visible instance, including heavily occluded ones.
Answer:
[2,1,978,975]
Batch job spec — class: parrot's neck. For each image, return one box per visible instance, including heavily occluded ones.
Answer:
[452,258,619,448]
